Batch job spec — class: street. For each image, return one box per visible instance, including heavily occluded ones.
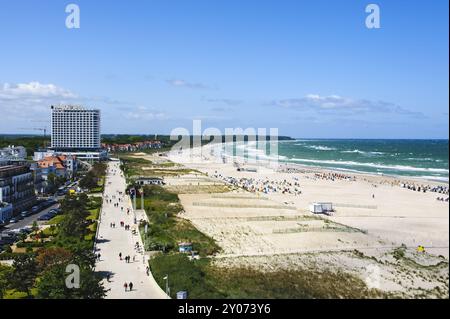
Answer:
[1,203,59,233]
[94,160,168,299]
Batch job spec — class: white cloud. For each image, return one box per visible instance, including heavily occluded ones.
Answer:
[125,106,168,121]
[0,81,77,100]
[0,82,78,123]
[166,79,212,90]
[206,98,242,106]
[272,94,425,118]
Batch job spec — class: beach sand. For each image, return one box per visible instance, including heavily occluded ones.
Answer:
[134,144,449,297]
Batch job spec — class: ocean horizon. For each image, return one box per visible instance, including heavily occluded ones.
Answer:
[224,138,449,182]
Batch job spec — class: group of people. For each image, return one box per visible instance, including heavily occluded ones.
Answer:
[123,281,134,292]
[399,182,449,196]
[212,172,303,196]
[119,252,135,263]
[102,166,142,295]
[313,172,356,182]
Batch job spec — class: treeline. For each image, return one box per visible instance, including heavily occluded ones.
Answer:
[102,134,294,145]
[0,135,50,157]
[102,134,173,144]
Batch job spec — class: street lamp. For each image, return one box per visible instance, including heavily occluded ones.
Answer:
[163,274,170,298]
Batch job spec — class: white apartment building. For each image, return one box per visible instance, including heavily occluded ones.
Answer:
[51,105,101,150]
[0,145,27,160]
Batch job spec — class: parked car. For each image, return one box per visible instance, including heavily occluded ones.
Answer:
[31,206,40,214]
[20,211,31,218]
[9,217,18,224]
[47,211,57,218]
[37,214,52,221]
[18,227,32,234]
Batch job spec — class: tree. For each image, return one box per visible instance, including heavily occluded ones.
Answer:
[58,194,90,239]
[47,173,66,193]
[79,171,98,189]
[31,221,39,234]
[36,247,73,271]
[0,264,13,299]
[8,255,38,297]
[35,264,106,299]
[2,244,12,254]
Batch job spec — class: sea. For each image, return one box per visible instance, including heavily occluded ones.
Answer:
[225,139,449,182]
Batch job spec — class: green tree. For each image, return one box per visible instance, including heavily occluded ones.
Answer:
[31,221,39,234]
[79,172,97,189]
[58,195,90,239]
[8,255,38,297]
[0,264,13,299]
[35,264,106,299]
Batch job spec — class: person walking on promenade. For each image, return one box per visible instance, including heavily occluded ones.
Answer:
[124,282,128,292]
[119,252,122,260]
[129,282,133,291]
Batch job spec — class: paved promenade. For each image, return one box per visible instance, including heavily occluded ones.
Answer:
[95,161,168,299]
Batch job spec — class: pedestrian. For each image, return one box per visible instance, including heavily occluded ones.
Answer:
[119,252,122,260]
[124,282,128,292]
[129,282,133,291]
[97,253,101,261]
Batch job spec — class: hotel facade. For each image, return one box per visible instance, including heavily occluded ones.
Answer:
[51,105,101,150]
[49,105,106,160]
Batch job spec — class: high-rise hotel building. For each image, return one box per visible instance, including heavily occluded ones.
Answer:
[51,105,101,150]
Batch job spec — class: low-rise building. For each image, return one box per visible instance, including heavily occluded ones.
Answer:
[103,140,163,153]
[0,145,27,160]
[31,155,78,193]
[0,164,37,214]
[0,145,27,166]
[0,202,13,223]
[135,177,165,186]
[34,149,106,162]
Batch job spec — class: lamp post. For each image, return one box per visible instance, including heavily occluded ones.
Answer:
[164,274,170,298]
[140,187,144,211]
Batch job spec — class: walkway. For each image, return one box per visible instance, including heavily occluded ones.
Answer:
[94,161,168,299]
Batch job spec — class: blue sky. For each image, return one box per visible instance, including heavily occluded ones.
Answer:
[0,0,448,138]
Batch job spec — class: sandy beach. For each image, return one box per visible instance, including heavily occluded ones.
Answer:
[133,143,449,297]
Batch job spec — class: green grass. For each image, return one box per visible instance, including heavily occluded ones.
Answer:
[2,289,30,299]
[41,226,58,237]
[47,215,65,225]
[149,253,386,299]
[120,155,199,179]
[135,185,220,256]
[87,208,100,221]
